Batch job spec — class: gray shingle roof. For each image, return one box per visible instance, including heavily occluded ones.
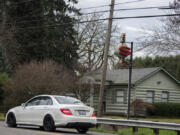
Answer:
[90,67,178,85]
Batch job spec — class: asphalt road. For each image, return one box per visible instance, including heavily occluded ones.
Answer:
[0,122,114,135]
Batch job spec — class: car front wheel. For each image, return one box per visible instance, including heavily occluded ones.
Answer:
[7,113,17,127]
[43,115,55,132]
[76,127,88,134]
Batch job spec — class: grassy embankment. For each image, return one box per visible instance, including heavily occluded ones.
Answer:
[0,113,5,121]
[90,116,180,135]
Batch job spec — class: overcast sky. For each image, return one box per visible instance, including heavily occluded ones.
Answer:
[76,0,174,56]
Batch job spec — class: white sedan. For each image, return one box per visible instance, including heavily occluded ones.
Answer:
[6,95,97,134]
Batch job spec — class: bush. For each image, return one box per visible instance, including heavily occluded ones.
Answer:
[3,60,75,106]
[149,102,180,117]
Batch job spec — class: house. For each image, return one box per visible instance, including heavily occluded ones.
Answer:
[84,67,180,115]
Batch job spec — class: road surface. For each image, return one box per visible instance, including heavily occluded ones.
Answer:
[0,122,114,135]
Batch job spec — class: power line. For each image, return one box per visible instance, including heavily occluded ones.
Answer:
[10,13,180,31]
[83,6,173,15]
[80,0,146,10]
[113,14,180,20]
[114,6,174,11]
[12,19,107,31]
[1,5,178,26]
[1,0,149,22]
[115,0,145,6]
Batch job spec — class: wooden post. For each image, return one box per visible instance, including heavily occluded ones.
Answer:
[112,125,118,131]
[153,129,159,135]
[132,127,138,133]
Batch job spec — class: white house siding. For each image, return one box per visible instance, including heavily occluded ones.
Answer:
[105,86,135,114]
[135,71,180,103]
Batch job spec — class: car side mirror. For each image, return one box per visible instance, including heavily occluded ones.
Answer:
[21,103,25,107]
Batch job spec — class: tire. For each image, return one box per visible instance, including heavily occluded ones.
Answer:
[6,113,17,128]
[76,127,88,134]
[39,126,44,130]
[43,115,55,132]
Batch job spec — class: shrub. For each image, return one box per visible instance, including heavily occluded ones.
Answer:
[3,60,75,106]
[149,102,180,117]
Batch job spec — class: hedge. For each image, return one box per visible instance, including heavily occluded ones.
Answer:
[148,102,180,117]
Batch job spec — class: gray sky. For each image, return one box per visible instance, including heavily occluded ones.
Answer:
[76,0,174,56]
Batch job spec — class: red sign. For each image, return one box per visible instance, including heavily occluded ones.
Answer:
[119,46,131,56]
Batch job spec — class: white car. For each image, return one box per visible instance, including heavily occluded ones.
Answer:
[6,95,97,134]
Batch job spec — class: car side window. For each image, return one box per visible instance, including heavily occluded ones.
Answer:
[39,97,53,105]
[26,97,40,106]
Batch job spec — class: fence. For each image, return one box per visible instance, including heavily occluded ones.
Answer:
[97,118,180,135]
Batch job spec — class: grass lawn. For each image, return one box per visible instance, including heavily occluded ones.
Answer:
[91,126,177,135]
[90,116,180,135]
[0,113,5,121]
[117,128,177,135]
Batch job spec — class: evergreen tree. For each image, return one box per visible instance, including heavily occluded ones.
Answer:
[132,55,180,81]
[0,44,11,73]
[0,72,8,103]
[5,0,79,69]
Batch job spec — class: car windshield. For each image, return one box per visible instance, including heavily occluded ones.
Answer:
[55,96,83,105]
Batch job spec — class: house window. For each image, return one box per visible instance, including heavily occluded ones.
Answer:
[114,90,127,104]
[146,91,154,103]
[162,92,169,102]
[116,90,124,102]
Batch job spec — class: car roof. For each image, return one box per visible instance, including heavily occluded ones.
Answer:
[34,95,72,98]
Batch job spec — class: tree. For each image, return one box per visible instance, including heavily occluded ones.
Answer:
[76,13,120,72]
[3,60,75,106]
[0,72,8,103]
[128,55,180,80]
[0,43,11,73]
[137,0,180,54]
[3,0,79,69]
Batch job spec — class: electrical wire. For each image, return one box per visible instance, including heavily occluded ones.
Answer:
[9,13,180,31]
[113,14,180,20]
[83,6,173,16]
[0,0,151,22]
[1,0,146,10]
[1,5,177,26]
[80,0,146,10]
[12,19,107,30]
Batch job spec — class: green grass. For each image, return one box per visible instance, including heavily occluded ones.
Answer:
[118,128,176,135]
[90,126,117,134]
[0,113,5,121]
[91,116,180,135]
[91,127,177,135]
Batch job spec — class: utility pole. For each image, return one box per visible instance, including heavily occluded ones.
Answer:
[127,42,133,119]
[97,0,115,117]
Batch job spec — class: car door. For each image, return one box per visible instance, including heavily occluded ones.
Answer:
[34,96,54,125]
[20,97,41,124]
